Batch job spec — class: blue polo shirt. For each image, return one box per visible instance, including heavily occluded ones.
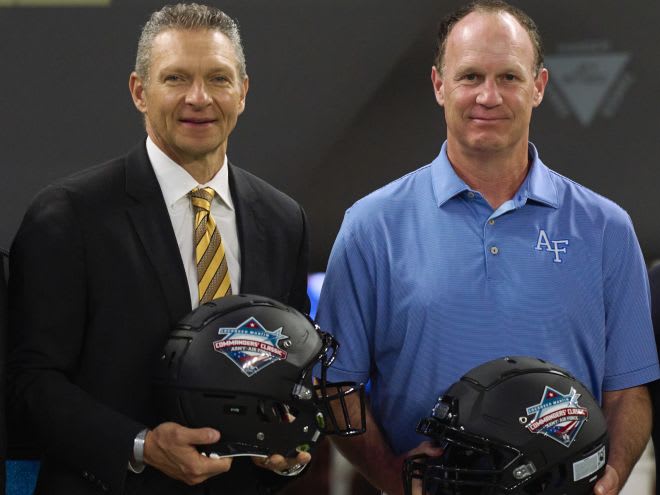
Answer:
[316,142,660,455]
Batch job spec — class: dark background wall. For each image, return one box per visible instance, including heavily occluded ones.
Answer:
[1,0,658,271]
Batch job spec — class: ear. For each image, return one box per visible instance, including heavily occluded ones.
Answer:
[238,75,249,115]
[532,67,549,108]
[431,66,445,107]
[129,72,148,114]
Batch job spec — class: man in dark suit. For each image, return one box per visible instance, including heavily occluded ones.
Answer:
[8,4,310,494]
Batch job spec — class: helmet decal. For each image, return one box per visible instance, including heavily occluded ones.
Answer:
[213,316,289,377]
[524,385,589,447]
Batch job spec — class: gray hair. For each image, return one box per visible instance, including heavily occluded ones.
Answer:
[135,3,247,83]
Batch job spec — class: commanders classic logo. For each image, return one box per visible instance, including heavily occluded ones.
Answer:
[213,317,288,377]
[523,386,589,447]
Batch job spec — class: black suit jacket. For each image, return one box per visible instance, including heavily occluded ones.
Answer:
[8,142,310,495]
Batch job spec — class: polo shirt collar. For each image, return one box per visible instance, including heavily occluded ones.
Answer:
[431,141,559,209]
[523,143,559,209]
[431,142,470,207]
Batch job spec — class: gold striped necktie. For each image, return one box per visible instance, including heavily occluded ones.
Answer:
[190,187,232,303]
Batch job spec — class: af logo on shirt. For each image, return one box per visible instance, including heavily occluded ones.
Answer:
[535,229,569,263]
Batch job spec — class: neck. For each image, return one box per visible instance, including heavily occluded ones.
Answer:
[148,133,226,184]
[179,156,224,184]
[446,141,530,210]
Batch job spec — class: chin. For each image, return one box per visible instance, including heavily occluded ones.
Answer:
[466,138,507,153]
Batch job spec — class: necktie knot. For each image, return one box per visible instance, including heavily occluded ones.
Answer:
[190,187,215,213]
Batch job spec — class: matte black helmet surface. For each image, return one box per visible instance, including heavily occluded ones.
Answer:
[404,356,608,495]
[154,294,365,457]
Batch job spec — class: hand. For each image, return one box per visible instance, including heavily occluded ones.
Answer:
[252,450,312,475]
[594,464,620,495]
[386,440,443,495]
[399,441,444,495]
[143,422,232,485]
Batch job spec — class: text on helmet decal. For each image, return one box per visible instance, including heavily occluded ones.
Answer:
[213,317,288,377]
[524,386,589,447]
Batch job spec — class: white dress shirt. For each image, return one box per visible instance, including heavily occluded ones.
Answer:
[146,137,241,309]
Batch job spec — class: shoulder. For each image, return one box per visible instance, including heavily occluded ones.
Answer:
[229,163,303,214]
[548,168,633,229]
[21,146,140,228]
[42,146,137,200]
[342,163,434,231]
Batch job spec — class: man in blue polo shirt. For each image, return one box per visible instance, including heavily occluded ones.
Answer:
[316,2,660,495]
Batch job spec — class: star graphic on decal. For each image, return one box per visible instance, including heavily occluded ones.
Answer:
[214,317,289,377]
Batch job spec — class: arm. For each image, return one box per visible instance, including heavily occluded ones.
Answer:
[330,395,440,495]
[594,386,652,495]
[331,398,400,494]
[8,186,144,493]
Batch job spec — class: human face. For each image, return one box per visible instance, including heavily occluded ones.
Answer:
[431,11,548,158]
[129,29,248,165]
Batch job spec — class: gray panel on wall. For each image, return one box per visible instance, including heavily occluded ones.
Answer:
[1,0,658,270]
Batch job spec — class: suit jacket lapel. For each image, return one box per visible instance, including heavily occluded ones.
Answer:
[124,142,191,324]
[229,163,267,294]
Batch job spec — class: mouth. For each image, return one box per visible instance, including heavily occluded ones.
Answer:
[469,117,509,127]
[179,118,217,126]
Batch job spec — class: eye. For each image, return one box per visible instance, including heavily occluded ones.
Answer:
[164,74,183,82]
[504,73,517,81]
[464,73,477,81]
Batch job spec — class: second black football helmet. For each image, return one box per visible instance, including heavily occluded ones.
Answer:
[404,356,608,495]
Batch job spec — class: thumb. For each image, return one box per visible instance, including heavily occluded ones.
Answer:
[594,465,618,495]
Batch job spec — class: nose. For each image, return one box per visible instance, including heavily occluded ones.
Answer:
[475,78,502,107]
[185,80,212,107]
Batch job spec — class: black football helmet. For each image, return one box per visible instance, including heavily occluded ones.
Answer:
[403,356,608,495]
[153,294,365,458]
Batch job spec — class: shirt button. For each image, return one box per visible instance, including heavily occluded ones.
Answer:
[488,219,495,225]
[490,246,499,255]
[467,191,475,199]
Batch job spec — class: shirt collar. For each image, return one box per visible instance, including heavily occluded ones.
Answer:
[522,143,559,208]
[431,141,559,209]
[146,137,234,210]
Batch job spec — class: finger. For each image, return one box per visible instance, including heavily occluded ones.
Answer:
[251,456,269,468]
[410,440,443,458]
[295,451,312,465]
[264,454,289,471]
[411,477,423,495]
[176,425,221,446]
[197,454,233,474]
